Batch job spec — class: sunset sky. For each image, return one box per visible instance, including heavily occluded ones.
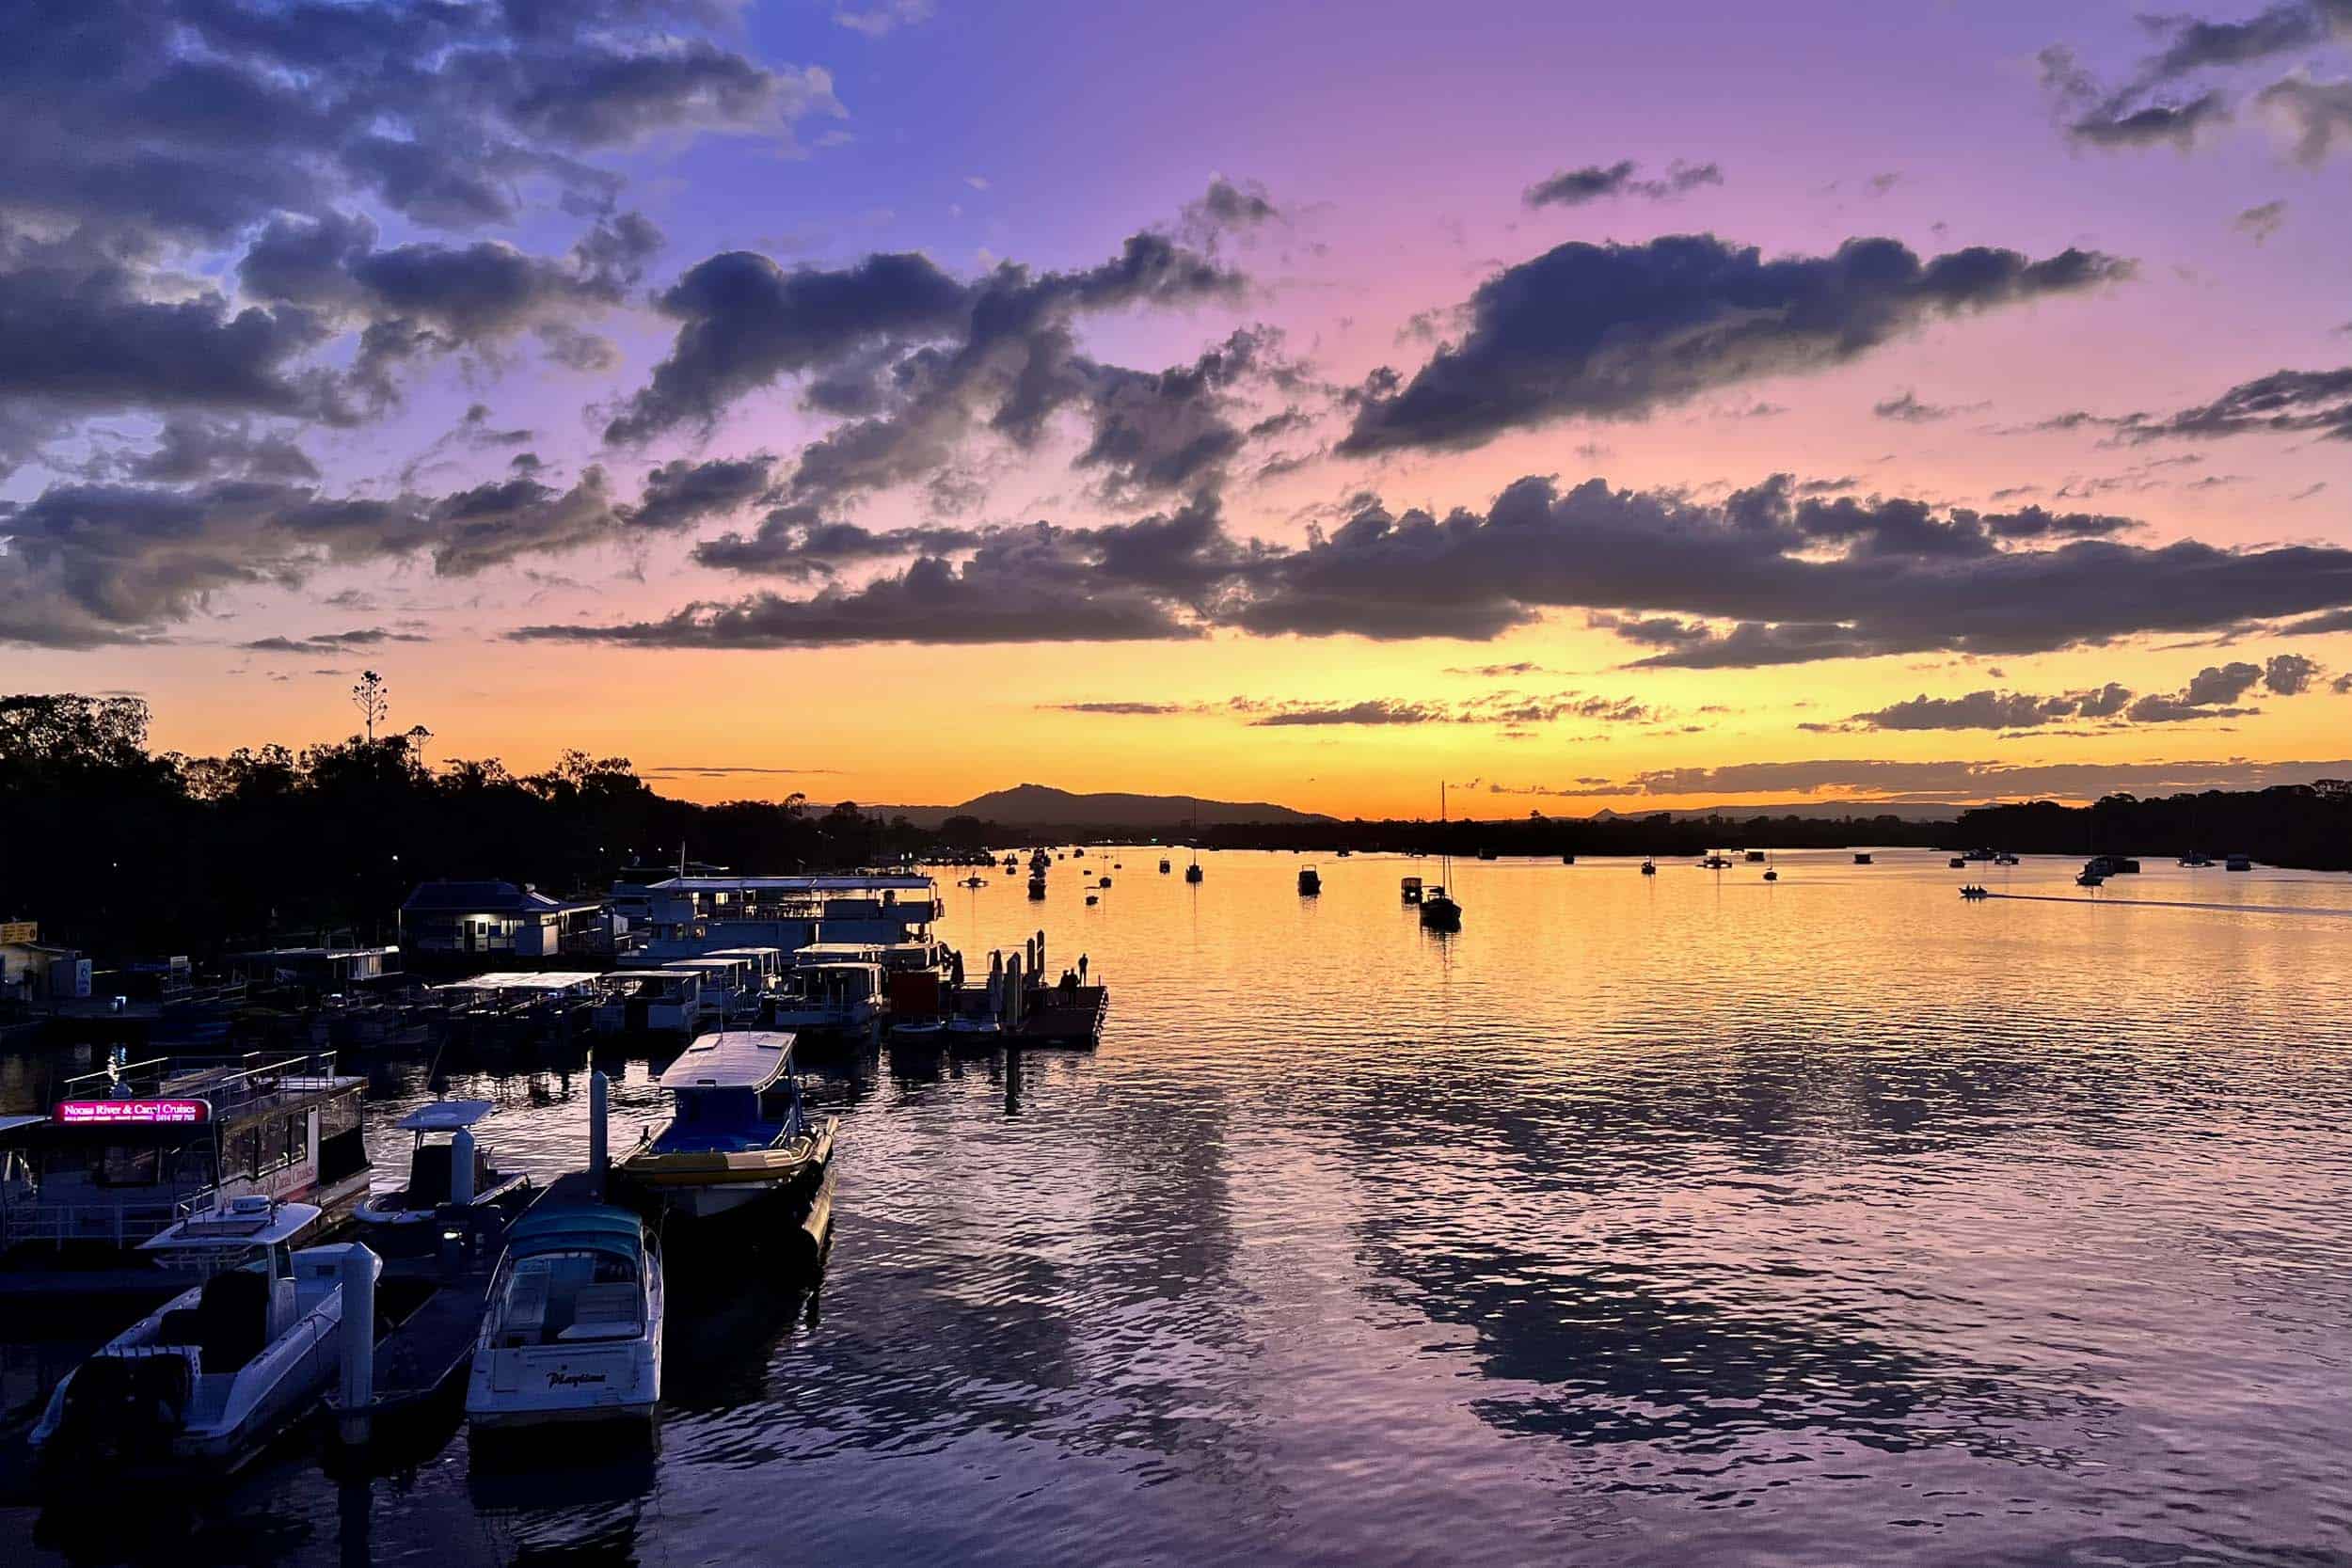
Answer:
[5,0,2351,816]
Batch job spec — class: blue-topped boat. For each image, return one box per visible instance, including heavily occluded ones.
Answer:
[465,1199,662,1434]
[617,1031,836,1231]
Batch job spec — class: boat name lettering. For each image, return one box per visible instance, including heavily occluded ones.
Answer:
[54,1098,209,1125]
[547,1370,610,1387]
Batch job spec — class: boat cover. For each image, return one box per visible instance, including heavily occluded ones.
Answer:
[394,1098,497,1132]
[657,1031,795,1091]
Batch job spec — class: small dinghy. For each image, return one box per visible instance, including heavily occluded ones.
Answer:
[355,1101,532,1254]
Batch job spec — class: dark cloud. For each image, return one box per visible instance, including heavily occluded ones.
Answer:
[2039,45,2234,150]
[1519,756,2352,803]
[1250,700,1451,727]
[505,471,2352,659]
[1524,160,1723,208]
[1838,661,2328,732]
[2113,366,2352,443]
[1045,701,1186,716]
[2254,72,2352,163]
[2262,651,2323,693]
[1190,177,1279,230]
[0,465,688,646]
[117,418,321,484]
[1341,234,2129,454]
[1873,389,1981,423]
[691,505,987,576]
[631,455,775,534]
[608,232,1241,448]
[1846,687,2122,732]
[2233,198,2290,243]
[1073,328,1282,500]
[240,627,427,655]
[0,0,838,469]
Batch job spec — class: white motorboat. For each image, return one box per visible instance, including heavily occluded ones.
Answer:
[29,1196,375,1475]
[617,1033,833,1225]
[354,1100,532,1253]
[465,1200,662,1433]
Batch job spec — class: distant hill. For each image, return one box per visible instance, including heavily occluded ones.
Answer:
[881,784,1331,830]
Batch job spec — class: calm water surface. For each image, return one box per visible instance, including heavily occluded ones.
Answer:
[7,849,2351,1566]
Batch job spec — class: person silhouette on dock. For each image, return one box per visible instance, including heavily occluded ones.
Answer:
[1077,954,1089,985]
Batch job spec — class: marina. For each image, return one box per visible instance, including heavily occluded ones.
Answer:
[1,847,2349,1565]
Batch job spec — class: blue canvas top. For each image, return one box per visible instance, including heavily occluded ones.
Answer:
[509,1203,644,1256]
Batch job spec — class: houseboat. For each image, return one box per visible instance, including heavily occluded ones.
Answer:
[465,1201,662,1436]
[663,955,766,1022]
[1744,850,1766,863]
[590,970,704,1037]
[616,1033,834,1229]
[0,1051,369,1255]
[29,1196,376,1475]
[1853,853,1873,865]
[769,961,886,1042]
[354,1101,532,1253]
[2225,853,2253,871]
[433,971,601,1047]
[1298,867,1322,895]
[631,873,946,967]
[1400,876,1423,903]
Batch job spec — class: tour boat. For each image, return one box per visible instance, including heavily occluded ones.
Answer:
[354,1100,532,1253]
[465,1200,662,1434]
[616,1032,834,1227]
[30,1196,375,1476]
[1298,866,1321,895]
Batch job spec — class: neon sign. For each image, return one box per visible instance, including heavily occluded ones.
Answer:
[54,1099,209,1126]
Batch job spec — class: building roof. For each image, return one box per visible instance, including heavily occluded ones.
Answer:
[400,879,602,916]
[645,874,934,894]
[433,970,602,991]
[657,1030,796,1091]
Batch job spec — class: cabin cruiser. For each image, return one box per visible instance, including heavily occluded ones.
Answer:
[2076,865,2106,887]
[1743,850,1766,863]
[590,970,704,1037]
[1159,857,1171,874]
[617,1033,834,1226]
[354,1101,532,1253]
[2224,853,2253,871]
[1027,872,1048,899]
[1560,853,1576,865]
[1640,859,1656,876]
[1994,851,2020,865]
[466,1202,661,1434]
[1420,885,1461,931]
[1298,866,1321,895]
[1853,853,1873,865]
[0,1050,369,1255]
[1963,847,1997,863]
[770,960,886,1041]
[1699,853,1733,869]
[1400,876,1423,903]
[2179,852,2215,867]
[1949,857,1968,868]
[30,1196,375,1474]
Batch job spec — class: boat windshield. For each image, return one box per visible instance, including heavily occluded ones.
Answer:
[489,1248,643,1345]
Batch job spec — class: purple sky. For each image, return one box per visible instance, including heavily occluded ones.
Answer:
[3,0,2348,813]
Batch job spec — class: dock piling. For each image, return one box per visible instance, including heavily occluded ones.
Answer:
[338,1243,375,1448]
[588,1069,610,1200]
[451,1126,476,1208]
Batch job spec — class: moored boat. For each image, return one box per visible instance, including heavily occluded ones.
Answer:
[617,1032,834,1228]
[1400,875,1423,903]
[465,1199,661,1436]
[30,1196,376,1477]
[1298,866,1321,895]
[354,1101,532,1254]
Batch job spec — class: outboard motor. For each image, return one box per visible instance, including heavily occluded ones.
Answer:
[51,1351,194,1464]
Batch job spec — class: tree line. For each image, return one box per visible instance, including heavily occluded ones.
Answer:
[0,693,943,958]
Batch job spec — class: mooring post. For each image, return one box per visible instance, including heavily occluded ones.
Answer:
[451,1126,476,1208]
[588,1069,610,1200]
[338,1244,375,1448]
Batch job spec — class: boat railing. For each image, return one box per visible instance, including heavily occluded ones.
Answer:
[61,1048,348,1115]
[0,1190,187,1250]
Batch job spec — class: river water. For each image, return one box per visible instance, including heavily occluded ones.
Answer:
[6,848,2351,1566]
